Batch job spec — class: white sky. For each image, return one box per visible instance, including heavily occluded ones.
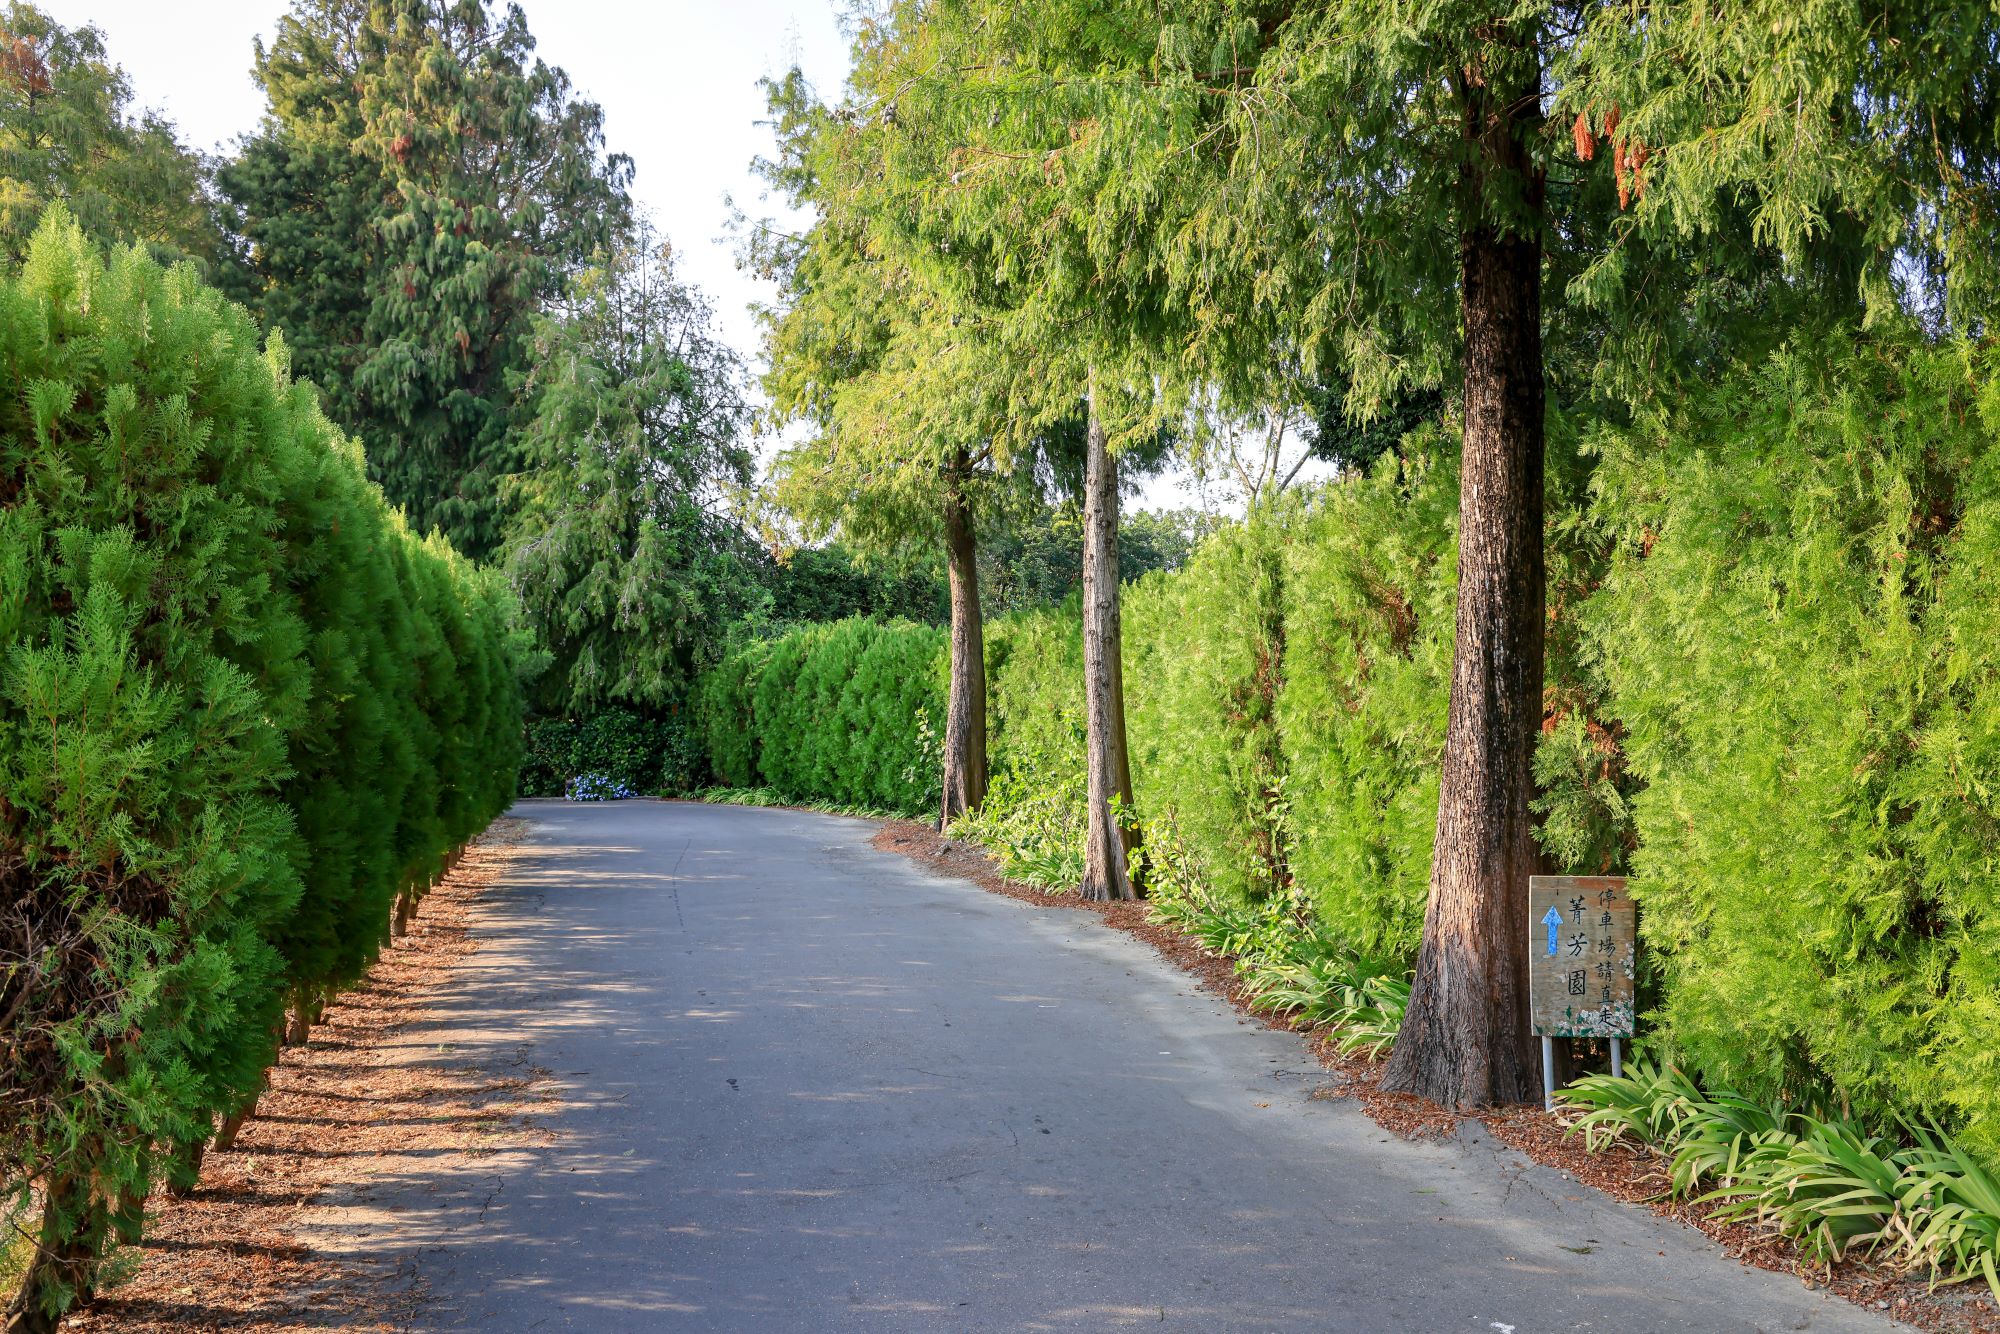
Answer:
[45,0,1227,510]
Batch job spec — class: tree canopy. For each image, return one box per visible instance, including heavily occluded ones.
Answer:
[0,3,216,266]
[505,226,760,715]
[220,0,632,558]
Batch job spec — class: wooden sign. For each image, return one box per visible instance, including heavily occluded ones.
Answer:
[1528,876,1635,1038]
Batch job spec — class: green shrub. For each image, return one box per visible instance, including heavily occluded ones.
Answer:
[956,601,1087,876]
[0,210,522,1321]
[519,706,699,797]
[1273,445,1460,956]
[1126,507,1291,907]
[1586,334,2000,1163]
[691,637,771,788]
[689,617,944,816]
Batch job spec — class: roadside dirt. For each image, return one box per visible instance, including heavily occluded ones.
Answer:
[70,818,543,1333]
[872,817,2000,1334]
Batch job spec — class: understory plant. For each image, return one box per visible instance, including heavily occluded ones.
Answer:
[1561,1060,2000,1296]
[947,767,1085,890]
[1137,805,1412,1058]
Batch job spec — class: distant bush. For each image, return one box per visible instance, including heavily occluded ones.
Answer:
[691,618,943,816]
[519,707,702,798]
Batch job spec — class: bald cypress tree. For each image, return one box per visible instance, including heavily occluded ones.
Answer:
[752,69,1017,830]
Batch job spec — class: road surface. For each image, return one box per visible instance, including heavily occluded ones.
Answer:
[313,799,1907,1332]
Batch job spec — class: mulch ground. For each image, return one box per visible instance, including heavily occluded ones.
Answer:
[70,818,540,1333]
[873,817,2000,1334]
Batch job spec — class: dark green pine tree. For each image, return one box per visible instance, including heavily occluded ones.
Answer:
[220,0,632,558]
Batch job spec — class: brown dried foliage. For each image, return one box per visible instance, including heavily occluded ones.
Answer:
[0,34,50,95]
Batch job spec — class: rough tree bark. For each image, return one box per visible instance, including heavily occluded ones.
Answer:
[938,463,988,829]
[212,1085,262,1152]
[1079,382,1140,901]
[1380,43,1546,1108]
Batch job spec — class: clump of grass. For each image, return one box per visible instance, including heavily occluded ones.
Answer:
[695,786,903,820]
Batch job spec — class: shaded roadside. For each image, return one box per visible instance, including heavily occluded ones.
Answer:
[871,817,1998,1334]
[67,819,543,1333]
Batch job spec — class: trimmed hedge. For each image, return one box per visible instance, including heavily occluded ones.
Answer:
[1587,337,2000,1164]
[694,331,2000,1170]
[691,617,942,814]
[0,211,523,1319]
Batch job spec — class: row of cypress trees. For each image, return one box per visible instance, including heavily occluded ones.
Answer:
[0,212,525,1328]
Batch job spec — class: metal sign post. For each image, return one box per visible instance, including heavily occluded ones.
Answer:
[1527,875,1636,1111]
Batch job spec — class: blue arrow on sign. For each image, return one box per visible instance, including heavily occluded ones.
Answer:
[1541,904,1564,956]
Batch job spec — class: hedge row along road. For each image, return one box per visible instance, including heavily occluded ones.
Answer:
[0,213,524,1330]
[337,799,1905,1332]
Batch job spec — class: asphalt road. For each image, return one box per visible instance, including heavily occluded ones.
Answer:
[326,799,1908,1332]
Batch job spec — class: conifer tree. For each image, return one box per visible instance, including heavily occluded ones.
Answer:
[751,69,1018,828]
[816,8,1219,887]
[0,3,217,265]
[220,0,633,558]
[505,224,760,716]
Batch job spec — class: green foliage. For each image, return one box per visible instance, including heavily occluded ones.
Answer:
[505,229,759,714]
[1585,333,2000,1164]
[1561,1061,2000,1296]
[0,210,521,1320]
[759,544,944,629]
[519,707,701,799]
[691,638,770,789]
[981,502,1214,615]
[691,618,945,816]
[950,602,1088,886]
[1139,806,1410,1059]
[220,0,632,558]
[1270,447,1462,954]
[695,785,903,820]
[1563,1,2000,334]
[1126,507,1291,905]
[0,4,217,266]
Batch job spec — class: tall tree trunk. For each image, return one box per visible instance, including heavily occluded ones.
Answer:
[1381,48,1546,1108]
[938,466,988,828]
[1080,380,1140,901]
